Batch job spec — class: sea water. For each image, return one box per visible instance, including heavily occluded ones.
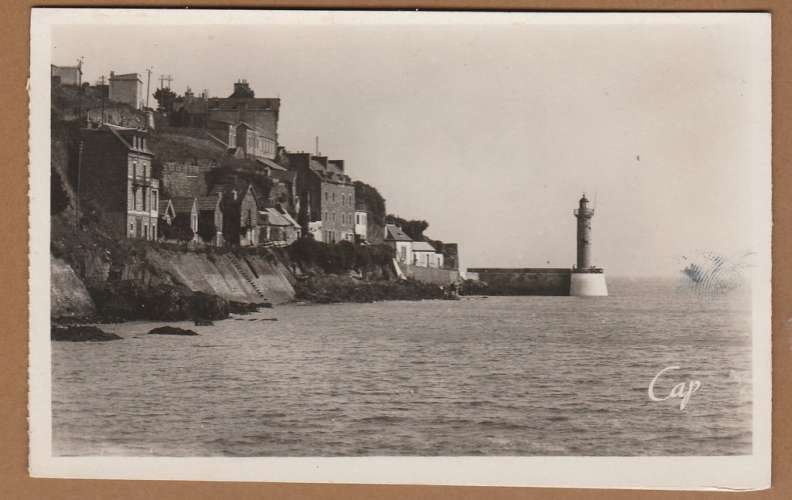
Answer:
[52,277,753,456]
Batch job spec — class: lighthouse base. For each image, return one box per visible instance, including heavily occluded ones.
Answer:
[570,272,608,297]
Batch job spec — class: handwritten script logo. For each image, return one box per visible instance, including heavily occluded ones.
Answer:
[648,366,701,411]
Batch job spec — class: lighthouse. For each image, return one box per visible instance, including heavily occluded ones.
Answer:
[570,194,608,296]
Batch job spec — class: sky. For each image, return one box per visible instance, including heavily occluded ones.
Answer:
[51,13,769,276]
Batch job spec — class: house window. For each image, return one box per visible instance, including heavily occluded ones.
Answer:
[325,192,329,201]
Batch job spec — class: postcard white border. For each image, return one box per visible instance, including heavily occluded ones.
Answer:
[28,8,772,490]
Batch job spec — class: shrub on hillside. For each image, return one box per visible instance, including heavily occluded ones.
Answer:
[294,275,444,303]
[287,238,394,274]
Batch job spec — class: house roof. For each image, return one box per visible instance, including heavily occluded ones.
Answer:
[385,224,413,242]
[181,97,208,114]
[110,73,141,81]
[412,241,438,253]
[171,196,196,214]
[255,157,287,171]
[92,124,152,155]
[196,196,221,211]
[158,199,174,216]
[258,208,293,227]
[279,210,301,228]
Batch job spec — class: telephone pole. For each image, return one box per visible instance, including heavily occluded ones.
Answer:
[158,74,173,89]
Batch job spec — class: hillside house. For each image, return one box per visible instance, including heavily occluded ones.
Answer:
[209,183,261,247]
[160,161,214,198]
[258,158,299,215]
[171,196,199,241]
[173,80,280,160]
[109,71,144,110]
[354,210,368,244]
[171,90,209,127]
[197,194,224,246]
[412,241,444,268]
[51,62,82,86]
[208,120,277,160]
[385,224,413,265]
[79,124,159,240]
[287,153,355,244]
[158,199,175,226]
[259,208,301,246]
[308,220,323,241]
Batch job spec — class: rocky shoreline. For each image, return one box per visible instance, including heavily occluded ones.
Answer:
[51,273,468,341]
[293,274,449,304]
[51,325,122,342]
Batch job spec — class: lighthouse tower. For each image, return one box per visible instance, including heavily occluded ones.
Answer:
[570,194,608,296]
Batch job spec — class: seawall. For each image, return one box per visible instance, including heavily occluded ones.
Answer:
[399,263,460,285]
[466,268,571,296]
[145,249,296,305]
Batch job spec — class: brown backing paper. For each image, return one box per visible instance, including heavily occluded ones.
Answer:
[3,1,791,499]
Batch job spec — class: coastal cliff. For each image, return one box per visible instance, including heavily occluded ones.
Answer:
[51,257,96,319]
[50,245,297,321]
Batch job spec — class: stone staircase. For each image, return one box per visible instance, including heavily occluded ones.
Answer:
[226,253,267,300]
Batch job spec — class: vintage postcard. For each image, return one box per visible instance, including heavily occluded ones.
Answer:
[29,9,771,489]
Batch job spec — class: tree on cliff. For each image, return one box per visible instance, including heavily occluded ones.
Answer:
[353,181,386,226]
[385,215,429,241]
[154,87,177,113]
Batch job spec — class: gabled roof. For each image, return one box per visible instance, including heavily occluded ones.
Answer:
[90,124,152,155]
[196,195,221,211]
[210,182,258,207]
[171,196,197,214]
[385,224,412,242]
[158,199,174,217]
[412,241,438,253]
[279,210,300,228]
[258,208,293,227]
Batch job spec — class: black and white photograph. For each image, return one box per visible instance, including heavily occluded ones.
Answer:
[29,9,771,489]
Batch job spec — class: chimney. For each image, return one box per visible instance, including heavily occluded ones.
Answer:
[313,155,328,168]
[231,79,254,98]
[330,160,344,172]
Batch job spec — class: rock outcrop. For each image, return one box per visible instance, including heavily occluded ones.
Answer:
[51,325,121,342]
[148,326,199,336]
[51,257,96,319]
